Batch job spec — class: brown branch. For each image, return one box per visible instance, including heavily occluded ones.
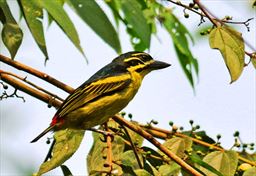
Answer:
[113,115,203,176]
[0,54,74,94]
[104,122,113,172]
[193,0,219,26]
[0,70,64,102]
[0,70,62,108]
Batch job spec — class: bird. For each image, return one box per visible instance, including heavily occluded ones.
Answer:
[31,51,170,143]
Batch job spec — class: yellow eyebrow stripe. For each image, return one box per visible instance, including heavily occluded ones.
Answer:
[124,57,144,63]
[131,53,148,57]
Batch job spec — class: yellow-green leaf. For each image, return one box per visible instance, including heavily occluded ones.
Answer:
[200,150,238,176]
[251,53,256,69]
[87,132,124,175]
[121,0,151,49]
[69,0,121,53]
[161,137,192,158]
[19,0,49,61]
[0,0,23,59]
[38,0,85,59]
[209,26,245,83]
[36,129,85,176]
[243,167,256,176]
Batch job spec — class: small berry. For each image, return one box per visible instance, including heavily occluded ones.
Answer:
[200,31,205,35]
[189,120,194,125]
[195,125,200,130]
[233,131,240,137]
[194,4,199,10]
[103,163,110,167]
[169,121,174,126]
[217,134,221,140]
[128,113,133,119]
[120,112,126,116]
[3,85,8,89]
[179,126,184,131]
[184,13,189,18]
[152,120,158,125]
[189,3,194,8]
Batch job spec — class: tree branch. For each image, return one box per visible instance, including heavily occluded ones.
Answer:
[0,54,74,94]
[0,70,62,107]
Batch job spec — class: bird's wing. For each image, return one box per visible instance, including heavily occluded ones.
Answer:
[57,75,131,117]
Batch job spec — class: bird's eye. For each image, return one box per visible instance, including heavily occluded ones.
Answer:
[127,59,144,66]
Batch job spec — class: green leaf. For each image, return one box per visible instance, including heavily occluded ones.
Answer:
[38,0,85,58]
[141,146,163,167]
[121,150,144,170]
[47,0,64,27]
[200,150,238,176]
[36,129,85,176]
[69,0,121,54]
[125,121,144,147]
[134,169,152,176]
[19,0,49,61]
[243,167,256,176]
[161,9,198,89]
[0,0,23,58]
[121,0,151,49]
[60,165,73,176]
[161,137,192,159]
[104,0,122,27]
[158,163,181,176]
[87,132,124,175]
[251,53,256,69]
[189,153,224,176]
[209,26,245,83]
[252,59,256,69]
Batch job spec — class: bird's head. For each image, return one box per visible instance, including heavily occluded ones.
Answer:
[112,51,171,77]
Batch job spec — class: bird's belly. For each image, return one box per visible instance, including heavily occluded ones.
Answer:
[65,86,138,129]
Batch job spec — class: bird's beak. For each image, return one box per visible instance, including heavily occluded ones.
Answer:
[149,60,171,70]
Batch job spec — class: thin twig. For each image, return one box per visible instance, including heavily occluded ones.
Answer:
[44,139,56,162]
[120,124,143,169]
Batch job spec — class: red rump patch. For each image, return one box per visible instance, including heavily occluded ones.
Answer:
[50,115,59,126]
[50,115,65,127]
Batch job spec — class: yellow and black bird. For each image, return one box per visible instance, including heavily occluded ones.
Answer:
[31,51,170,142]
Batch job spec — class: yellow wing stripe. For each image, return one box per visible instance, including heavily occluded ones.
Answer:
[57,74,131,117]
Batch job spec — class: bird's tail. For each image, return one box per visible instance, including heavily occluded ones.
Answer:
[30,125,55,143]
